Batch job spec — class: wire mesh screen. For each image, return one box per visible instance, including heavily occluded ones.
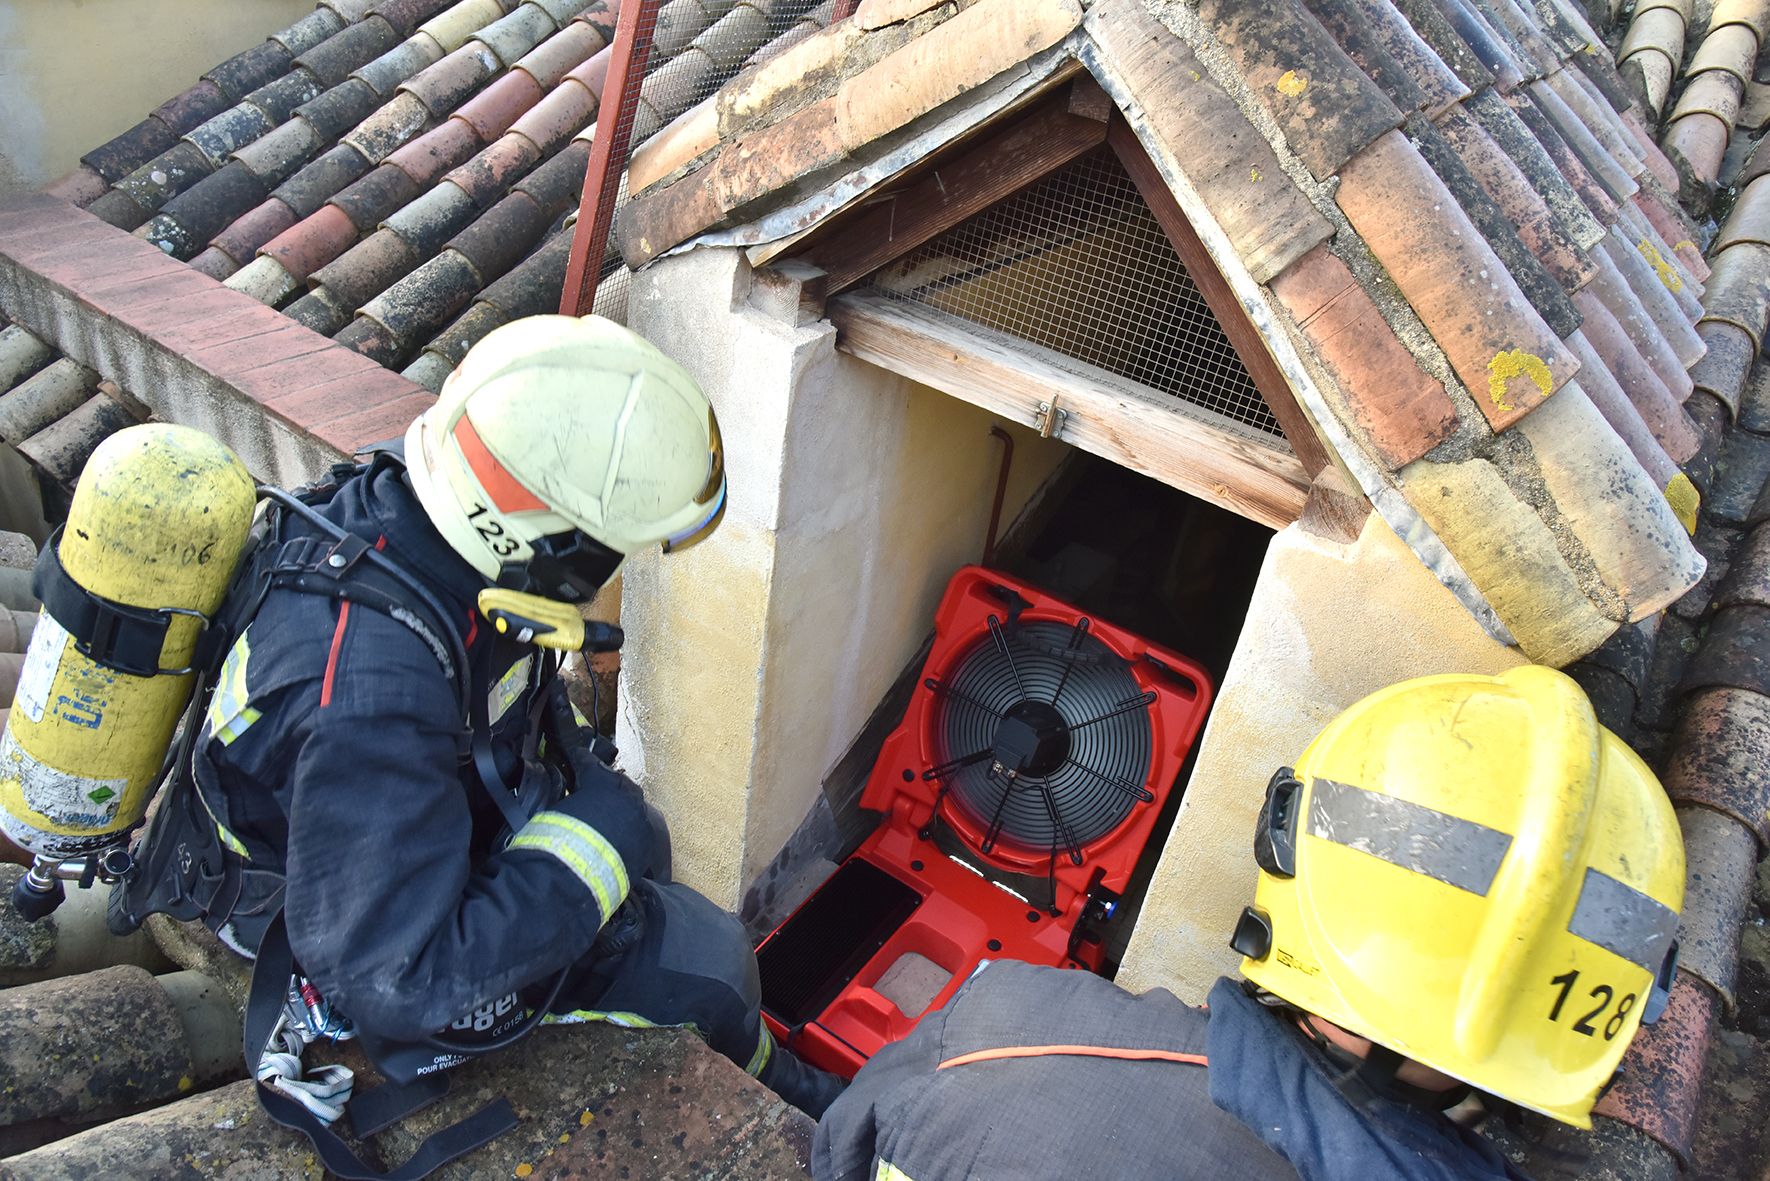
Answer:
[640,1,834,136]
[866,146,1284,439]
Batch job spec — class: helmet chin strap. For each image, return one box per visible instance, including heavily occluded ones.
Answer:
[1249,985,1471,1113]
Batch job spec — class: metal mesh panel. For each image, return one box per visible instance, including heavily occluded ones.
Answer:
[867,146,1283,439]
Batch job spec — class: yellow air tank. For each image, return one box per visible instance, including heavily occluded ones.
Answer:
[0,424,255,868]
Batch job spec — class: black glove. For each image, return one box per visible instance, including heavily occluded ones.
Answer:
[541,681,658,882]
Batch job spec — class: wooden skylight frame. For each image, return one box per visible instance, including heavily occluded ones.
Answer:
[790,75,1324,530]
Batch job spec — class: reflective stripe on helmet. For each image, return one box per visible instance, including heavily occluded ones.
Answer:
[452,415,547,514]
[1567,866,1680,975]
[1306,776,1512,897]
[660,478,726,555]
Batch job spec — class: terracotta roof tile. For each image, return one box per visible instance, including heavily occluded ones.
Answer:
[1083,0,1332,284]
[444,131,543,204]
[357,248,485,355]
[1707,428,1770,525]
[1595,971,1717,1167]
[1740,356,1770,435]
[1504,87,1619,225]
[1437,0,1528,90]
[376,0,465,34]
[294,77,385,143]
[342,90,436,160]
[1529,80,1638,202]
[1689,24,1759,87]
[1564,329,1691,516]
[240,71,328,126]
[261,201,361,280]
[1635,186,1710,280]
[1431,105,1593,295]
[311,226,425,306]
[187,246,239,280]
[1591,245,1700,390]
[1716,523,1770,611]
[514,15,609,88]
[1665,683,1770,847]
[283,285,357,334]
[1196,0,1401,180]
[1669,804,1756,1008]
[353,34,449,97]
[383,181,479,249]
[271,6,351,55]
[1664,112,1734,183]
[1479,0,1561,75]
[399,42,502,118]
[510,136,590,210]
[1607,235,1699,370]
[1708,0,1770,39]
[1682,602,1770,699]
[406,293,512,383]
[150,79,233,139]
[471,2,564,68]
[1270,243,1457,467]
[83,187,151,232]
[1716,176,1770,252]
[452,65,546,141]
[419,0,513,50]
[1467,87,1606,252]
[1699,242,1770,349]
[1572,288,1701,460]
[204,40,295,104]
[273,143,373,217]
[141,161,270,258]
[448,190,548,276]
[39,165,111,208]
[184,101,277,168]
[333,309,410,365]
[1348,0,1470,115]
[331,162,425,229]
[1682,390,1732,499]
[1337,128,1575,429]
[1689,321,1756,419]
[231,120,325,187]
[220,253,300,306]
[108,142,215,230]
[1518,379,1706,616]
[508,58,603,150]
[1674,517,1742,619]
[296,14,403,86]
[385,114,484,182]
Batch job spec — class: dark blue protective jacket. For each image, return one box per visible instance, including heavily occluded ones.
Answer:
[189,462,651,1043]
[813,962,1533,1181]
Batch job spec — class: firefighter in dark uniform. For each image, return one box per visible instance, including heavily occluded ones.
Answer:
[814,668,1687,1180]
[121,315,843,1129]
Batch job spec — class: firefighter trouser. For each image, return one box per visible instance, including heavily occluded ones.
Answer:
[550,878,844,1116]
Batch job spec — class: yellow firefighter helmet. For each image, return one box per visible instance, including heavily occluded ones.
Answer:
[404,314,725,604]
[1232,665,1685,1127]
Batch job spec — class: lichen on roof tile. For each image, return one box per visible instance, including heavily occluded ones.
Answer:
[1336,128,1575,430]
[1194,0,1401,180]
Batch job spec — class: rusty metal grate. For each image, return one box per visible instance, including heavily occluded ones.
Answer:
[866,146,1282,439]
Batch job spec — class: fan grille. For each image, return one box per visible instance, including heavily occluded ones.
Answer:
[936,619,1153,853]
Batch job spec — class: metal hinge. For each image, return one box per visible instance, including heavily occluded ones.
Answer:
[1034,397,1068,439]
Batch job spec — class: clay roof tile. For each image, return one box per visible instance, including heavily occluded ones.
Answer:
[513,16,608,88]
[1699,242,1770,349]
[452,65,546,142]
[1196,0,1402,180]
[296,15,404,87]
[353,35,449,97]
[383,116,484,184]
[1715,176,1770,253]
[1336,128,1575,429]
[472,2,564,68]
[272,143,374,218]
[209,200,299,269]
[261,202,362,281]
[203,40,294,103]
[294,77,385,143]
[311,227,425,308]
[141,160,270,259]
[272,6,350,55]
[1689,321,1758,419]
[443,132,544,204]
[398,42,502,118]
[331,163,425,230]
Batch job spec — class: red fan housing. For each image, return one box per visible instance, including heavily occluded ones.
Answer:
[757,565,1213,1077]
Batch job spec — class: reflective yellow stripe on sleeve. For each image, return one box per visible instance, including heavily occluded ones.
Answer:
[205,633,263,746]
[508,810,630,918]
[745,1026,774,1077]
[875,1161,917,1181]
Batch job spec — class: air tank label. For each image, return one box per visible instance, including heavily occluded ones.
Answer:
[12,614,70,725]
[0,736,129,832]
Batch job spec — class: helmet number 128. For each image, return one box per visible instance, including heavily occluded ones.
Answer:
[1547,969,1635,1039]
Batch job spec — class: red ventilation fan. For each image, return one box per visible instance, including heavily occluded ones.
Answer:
[757,566,1213,1078]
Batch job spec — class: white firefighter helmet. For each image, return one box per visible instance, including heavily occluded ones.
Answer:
[404,315,725,603]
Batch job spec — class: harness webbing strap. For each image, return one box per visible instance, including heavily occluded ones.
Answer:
[936,1044,1210,1071]
[247,913,519,1180]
